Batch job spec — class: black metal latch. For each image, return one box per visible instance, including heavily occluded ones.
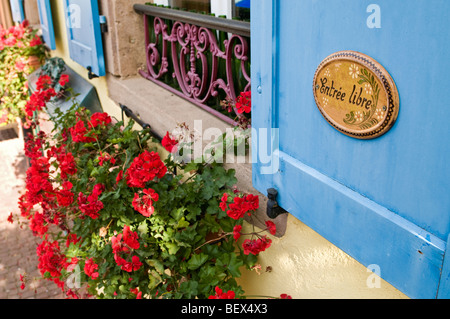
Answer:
[266,188,288,219]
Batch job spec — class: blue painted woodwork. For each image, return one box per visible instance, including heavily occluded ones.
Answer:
[251,0,450,299]
[236,0,250,9]
[9,0,24,23]
[37,0,56,50]
[63,0,105,77]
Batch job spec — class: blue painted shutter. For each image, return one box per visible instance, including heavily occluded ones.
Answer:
[236,0,250,9]
[37,0,56,50]
[9,0,25,23]
[252,0,450,299]
[63,0,105,77]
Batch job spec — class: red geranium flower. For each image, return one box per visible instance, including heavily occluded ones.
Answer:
[58,74,69,86]
[84,258,99,280]
[162,131,178,153]
[233,225,242,241]
[125,151,167,188]
[208,286,235,299]
[242,236,272,255]
[235,91,251,114]
[132,188,159,217]
[265,220,277,235]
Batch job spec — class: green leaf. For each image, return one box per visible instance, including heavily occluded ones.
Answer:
[187,253,209,270]
[217,253,243,278]
[176,217,190,229]
[148,270,163,289]
[137,220,148,237]
[146,259,165,275]
[164,242,180,255]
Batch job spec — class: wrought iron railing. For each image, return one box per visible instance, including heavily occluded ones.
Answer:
[133,4,251,125]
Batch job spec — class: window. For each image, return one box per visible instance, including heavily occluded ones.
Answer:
[152,0,250,20]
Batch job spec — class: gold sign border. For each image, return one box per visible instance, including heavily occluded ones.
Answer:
[313,51,399,139]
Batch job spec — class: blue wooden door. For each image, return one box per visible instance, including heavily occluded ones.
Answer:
[252,0,450,299]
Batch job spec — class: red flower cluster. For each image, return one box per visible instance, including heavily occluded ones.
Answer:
[78,184,104,219]
[265,220,277,235]
[48,145,77,179]
[233,225,242,241]
[235,91,251,114]
[24,132,43,159]
[66,233,81,248]
[162,131,178,153]
[59,74,69,87]
[98,152,116,167]
[220,193,259,220]
[36,238,67,289]
[84,258,99,280]
[242,236,272,255]
[125,150,167,188]
[69,112,111,143]
[25,75,57,118]
[132,188,159,217]
[130,287,143,299]
[220,192,277,256]
[70,120,97,143]
[90,112,111,128]
[25,153,53,206]
[56,181,75,207]
[0,20,39,50]
[111,225,143,272]
[29,211,48,237]
[208,286,236,299]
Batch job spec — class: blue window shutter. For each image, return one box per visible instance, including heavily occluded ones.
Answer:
[37,0,56,50]
[252,0,450,299]
[236,0,250,9]
[9,0,25,23]
[63,0,105,77]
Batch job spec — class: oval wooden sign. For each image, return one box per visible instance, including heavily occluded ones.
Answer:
[313,51,399,139]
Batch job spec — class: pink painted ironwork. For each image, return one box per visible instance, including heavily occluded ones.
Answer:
[138,12,250,125]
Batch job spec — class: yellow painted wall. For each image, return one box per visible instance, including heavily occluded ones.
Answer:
[48,1,408,299]
[237,216,408,299]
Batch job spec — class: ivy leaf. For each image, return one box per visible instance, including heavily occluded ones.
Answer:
[164,242,180,255]
[187,253,209,270]
[148,270,163,290]
[137,220,148,237]
[176,217,190,229]
[217,252,243,278]
[146,259,165,275]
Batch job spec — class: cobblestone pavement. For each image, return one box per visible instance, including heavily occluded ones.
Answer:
[0,126,65,299]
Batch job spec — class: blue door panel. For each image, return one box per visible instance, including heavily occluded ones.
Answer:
[9,0,24,23]
[63,0,105,77]
[37,0,56,50]
[252,0,450,299]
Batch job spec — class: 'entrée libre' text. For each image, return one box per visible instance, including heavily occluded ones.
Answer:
[319,77,373,110]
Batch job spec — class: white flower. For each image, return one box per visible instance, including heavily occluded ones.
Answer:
[355,111,364,122]
[375,109,385,120]
[364,83,372,95]
[349,64,360,79]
